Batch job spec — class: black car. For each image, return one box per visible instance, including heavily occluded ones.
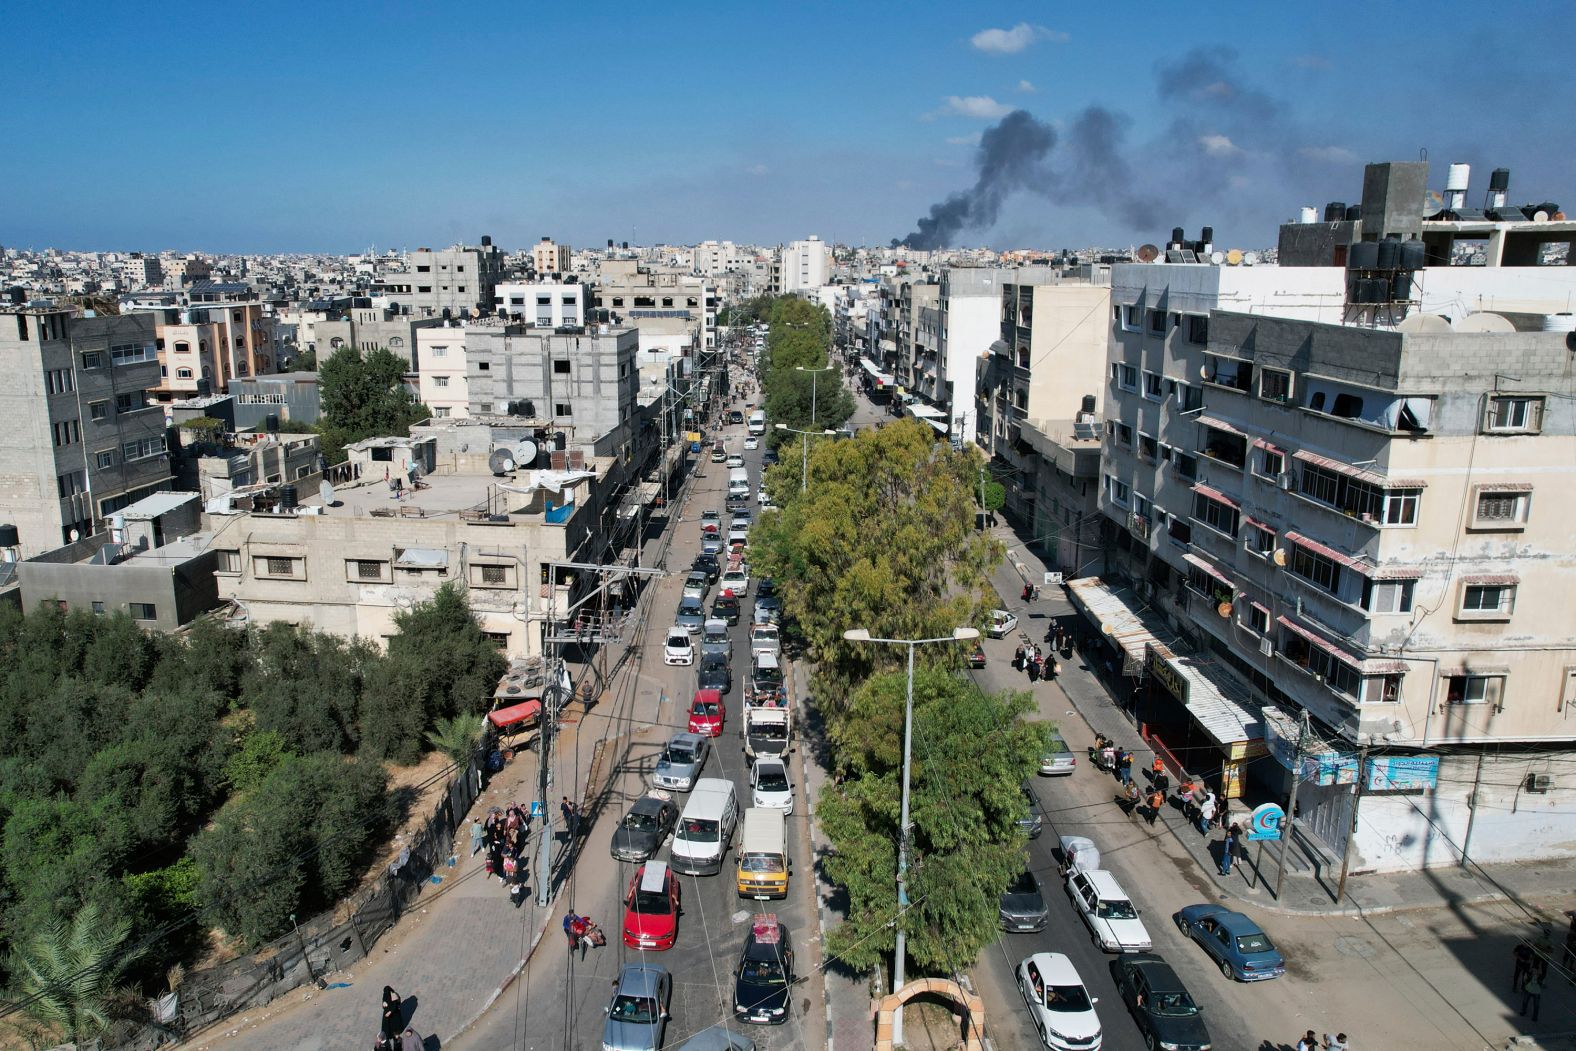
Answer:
[691,553,720,583]
[1111,953,1212,1051]
[712,592,741,625]
[1017,782,1045,839]
[729,410,745,424]
[734,916,794,1024]
[762,448,779,465]
[999,868,1048,932]
[610,793,679,863]
[698,653,733,694]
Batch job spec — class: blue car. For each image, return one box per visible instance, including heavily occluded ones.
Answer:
[1174,903,1286,981]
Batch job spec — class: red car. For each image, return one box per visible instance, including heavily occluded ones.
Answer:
[622,860,681,950]
[688,688,726,736]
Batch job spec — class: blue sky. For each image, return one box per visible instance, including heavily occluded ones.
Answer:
[1,1,1570,254]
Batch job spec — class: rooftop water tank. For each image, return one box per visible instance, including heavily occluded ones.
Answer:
[1324,202,1346,222]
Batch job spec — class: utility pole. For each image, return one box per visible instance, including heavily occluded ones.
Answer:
[1335,742,1370,903]
[1274,708,1312,900]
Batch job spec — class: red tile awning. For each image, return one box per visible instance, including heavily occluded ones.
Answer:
[1191,483,1240,510]
[1370,566,1423,580]
[1362,660,1411,675]
[1475,482,1533,493]
[1252,438,1285,454]
[1291,449,1426,489]
[1277,615,1363,670]
[1461,573,1520,586]
[1241,512,1274,532]
[1197,414,1245,437]
[1249,599,1271,617]
[1182,552,1234,588]
[1283,530,1373,573]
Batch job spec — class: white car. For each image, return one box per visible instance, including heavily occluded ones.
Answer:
[1066,870,1152,953]
[744,436,759,450]
[663,628,695,666]
[757,489,774,508]
[1016,953,1102,1051]
[721,567,750,595]
[749,623,781,658]
[726,454,745,469]
[750,757,794,814]
[987,609,1019,638]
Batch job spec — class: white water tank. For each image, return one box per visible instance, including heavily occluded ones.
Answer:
[1541,312,1576,333]
[1299,206,1318,224]
[1445,163,1471,210]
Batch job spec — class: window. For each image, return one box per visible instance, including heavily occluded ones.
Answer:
[81,351,103,369]
[1138,433,1158,462]
[476,402,492,413]
[1174,453,1198,482]
[91,601,106,615]
[430,345,448,357]
[612,297,624,307]
[1460,582,1516,619]
[1245,521,1276,556]
[1174,382,1203,413]
[53,419,80,447]
[1484,395,1543,434]
[1279,628,1361,697]
[45,368,73,394]
[1473,487,1531,529]
[1364,578,1415,613]
[553,359,572,374]
[122,436,165,461]
[109,342,155,365]
[1446,674,1504,706]
[418,285,432,293]
[1289,545,1342,595]
[216,549,241,574]
[661,297,674,307]
[1193,492,1240,538]
[94,450,116,469]
[1115,422,1133,447]
[89,401,108,421]
[1187,315,1209,344]
[174,340,190,355]
[1201,426,1246,470]
[351,559,387,580]
[1361,675,1403,704]
[56,470,87,497]
[1113,362,1139,392]
[1254,447,1285,480]
[1147,309,1167,335]
[1244,603,1270,635]
[1105,475,1130,508]
[1166,515,1192,546]
[433,375,450,387]
[477,361,489,371]
[257,555,303,579]
[1382,489,1420,526]
[1120,305,1142,332]
[475,564,509,586]
[1204,355,1253,393]
[554,403,571,417]
[1142,371,1164,400]
[417,265,431,273]
[176,367,193,379]
[116,392,141,413]
[1260,368,1292,403]
[1296,463,1412,523]
[129,602,157,621]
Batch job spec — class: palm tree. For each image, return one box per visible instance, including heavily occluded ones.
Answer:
[8,903,146,1046]
[425,711,485,767]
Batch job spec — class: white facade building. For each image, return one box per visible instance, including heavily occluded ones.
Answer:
[415,327,471,419]
[493,281,586,328]
[779,236,831,294]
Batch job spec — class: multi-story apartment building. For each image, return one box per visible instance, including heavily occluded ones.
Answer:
[493,280,585,327]
[778,236,831,294]
[415,326,471,419]
[0,310,171,556]
[463,322,640,444]
[531,237,571,275]
[591,259,716,356]
[311,304,443,368]
[119,253,164,290]
[1092,187,1576,871]
[376,238,506,318]
[146,296,283,402]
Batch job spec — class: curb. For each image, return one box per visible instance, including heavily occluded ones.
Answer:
[447,907,554,1043]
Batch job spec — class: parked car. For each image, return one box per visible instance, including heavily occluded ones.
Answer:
[1015,953,1102,1051]
[762,448,779,465]
[664,628,695,666]
[729,410,744,424]
[675,597,706,634]
[730,508,754,530]
[711,447,727,463]
[750,757,794,814]
[692,553,721,582]
[602,964,671,1051]
[682,571,710,601]
[749,623,781,659]
[702,535,725,555]
[1174,904,1286,981]
[1039,731,1077,776]
[712,591,741,625]
[999,868,1049,932]
[757,489,774,508]
[1018,782,1044,839]
[744,436,759,450]
[622,861,682,950]
[610,792,679,863]
[1112,953,1212,1050]
[688,689,725,737]
[988,609,1019,638]
[721,566,750,595]
[698,653,733,695]
[733,915,794,1025]
[726,454,745,469]
[1067,869,1152,953]
[653,733,710,792]
[753,593,783,625]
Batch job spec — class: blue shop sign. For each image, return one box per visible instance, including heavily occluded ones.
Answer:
[1365,755,1439,791]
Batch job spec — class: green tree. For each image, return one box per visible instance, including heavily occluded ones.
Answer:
[425,712,484,767]
[281,348,318,372]
[819,670,1051,974]
[748,419,1001,707]
[242,623,371,754]
[7,902,147,1045]
[317,346,429,464]
[223,718,294,794]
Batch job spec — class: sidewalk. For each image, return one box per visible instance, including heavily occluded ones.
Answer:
[987,520,1576,920]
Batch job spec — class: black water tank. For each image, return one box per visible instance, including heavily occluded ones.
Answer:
[1391,272,1412,301]
[1345,204,1362,221]
[481,235,492,247]
[0,524,18,547]
[1349,241,1380,270]
[1324,202,1346,222]
[279,485,298,510]
[1376,238,1400,270]
[1171,226,1186,246]
[1200,226,1214,244]
[1081,394,1096,413]
[1489,168,1511,192]
[1399,239,1426,271]
[265,413,279,433]
[553,431,567,451]
[1368,278,1390,303]
[608,239,615,248]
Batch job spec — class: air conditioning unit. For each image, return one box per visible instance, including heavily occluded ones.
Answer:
[1259,637,1274,657]
[1526,772,1554,794]
[1277,472,1294,491]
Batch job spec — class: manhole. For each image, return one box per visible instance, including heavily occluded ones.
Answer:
[1310,896,1328,905]
[1334,935,1378,959]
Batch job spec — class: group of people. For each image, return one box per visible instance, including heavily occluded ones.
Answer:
[1510,918,1571,1021]
[1296,1031,1350,1051]
[1012,641,1057,682]
[563,910,606,959]
[471,803,532,902]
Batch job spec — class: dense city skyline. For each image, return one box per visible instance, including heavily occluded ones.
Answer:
[2,1,1571,253]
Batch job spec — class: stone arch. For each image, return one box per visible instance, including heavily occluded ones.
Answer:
[873,977,984,1050]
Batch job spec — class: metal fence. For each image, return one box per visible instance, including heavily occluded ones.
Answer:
[116,751,482,1046]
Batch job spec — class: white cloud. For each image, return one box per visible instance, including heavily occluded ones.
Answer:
[946,133,982,146]
[1297,145,1357,164]
[1198,133,1241,156]
[969,23,1066,54]
[930,95,1013,120]
[1016,79,1036,94]
[744,163,770,176]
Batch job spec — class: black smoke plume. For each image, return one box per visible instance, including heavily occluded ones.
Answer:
[893,110,1055,250]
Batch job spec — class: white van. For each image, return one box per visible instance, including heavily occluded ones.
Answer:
[747,410,766,436]
[671,778,739,876]
[735,807,789,899]
[728,466,750,498]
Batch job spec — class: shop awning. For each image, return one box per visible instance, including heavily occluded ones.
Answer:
[488,699,541,729]
[1190,483,1239,509]
[860,358,883,378]
[1283,531,1372,573]
[1066,576,1164,665]
[907,402,945,419]
[1196,414,1244,437]
[1277,615,1363,669]
[920,417,948,434]
[1182,552,1234,588]
[1155,649,1264,746]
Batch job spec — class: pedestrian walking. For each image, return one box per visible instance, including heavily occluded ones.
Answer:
[1296,1031,1319,1051]
[469,818,485,857]
[1151,755,1165,783]
[1121,781,1140,815]
[380,986,404,1041]
[1198,793,1217,835]
[1221,824,1240,876]
[1521,974,1544,1020]
[1513,941,1535,992]
[1013,644,1024,671]
[1146,789,1163,826]
[560,796,578,839]
[1119,752,1134,787]
[1533,926,1555,980]
[1154,770,1170,797]
[1323,1034,1349,1051]
[1027,656,1041,683]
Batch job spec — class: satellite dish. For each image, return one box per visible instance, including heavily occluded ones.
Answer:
[1217,601,1233,618]
[1226,248,1244,266]
[1200,363,1211,378]
[1273,548,1288,566]
[1242,251,1260,266]
[1209,251,1226,265]
[488,448,516,475]
[513,439,539,468]
[1136,244,1160,263]
[68,528,80,542]
[319,481,338,507]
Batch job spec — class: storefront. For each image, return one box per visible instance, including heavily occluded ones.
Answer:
[1144,644,1265,799]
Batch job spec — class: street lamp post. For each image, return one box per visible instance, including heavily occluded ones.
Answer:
[842,624,981,1047]
[795,363,833,430]
[774,422,835,493]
